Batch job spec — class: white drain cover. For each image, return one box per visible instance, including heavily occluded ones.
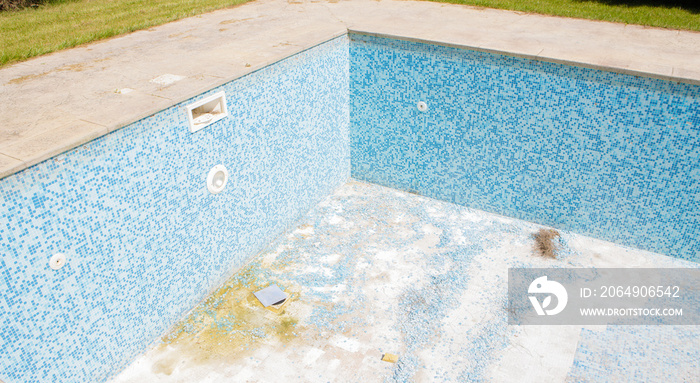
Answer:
[253,285,288,307]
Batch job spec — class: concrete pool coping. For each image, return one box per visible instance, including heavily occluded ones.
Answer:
[1,0,699,180]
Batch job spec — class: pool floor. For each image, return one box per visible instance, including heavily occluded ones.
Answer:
[111,180,699,382]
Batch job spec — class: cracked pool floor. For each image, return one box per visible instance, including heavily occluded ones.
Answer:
[112,180,699,383]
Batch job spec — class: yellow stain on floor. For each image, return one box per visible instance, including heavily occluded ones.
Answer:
[152,260,304,374]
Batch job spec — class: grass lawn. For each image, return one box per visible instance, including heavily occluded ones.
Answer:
[0,0,250,67]
[432,0,700,31]
[1,0,699,68]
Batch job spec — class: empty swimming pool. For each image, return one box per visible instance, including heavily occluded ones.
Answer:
[1,32,698,383]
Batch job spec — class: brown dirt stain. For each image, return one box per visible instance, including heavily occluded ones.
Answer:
[533,228,560,258]
[154,260,303,372]
[8,72,49,85]
[219,17,254,25]
[8,61,104,85]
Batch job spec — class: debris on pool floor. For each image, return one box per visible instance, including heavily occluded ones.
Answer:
[112,180,699,382]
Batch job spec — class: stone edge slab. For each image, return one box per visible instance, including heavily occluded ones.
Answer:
[0,154,25,180]
[2,27,699,181]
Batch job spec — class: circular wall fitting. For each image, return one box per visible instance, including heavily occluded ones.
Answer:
[417,101,428,112]
[49,253,67,270]
[207,165,229,194]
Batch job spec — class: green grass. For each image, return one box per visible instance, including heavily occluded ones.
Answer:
[428,0,699,31]
[1,0,699,68]
[0,0,250,67]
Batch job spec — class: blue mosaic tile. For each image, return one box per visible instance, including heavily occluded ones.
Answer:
[0,36,349,383]
[349,33,700,262]
[567,326,699,382]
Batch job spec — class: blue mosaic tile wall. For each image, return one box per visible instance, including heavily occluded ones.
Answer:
[349,34,700,262]
[0,36,349,383]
